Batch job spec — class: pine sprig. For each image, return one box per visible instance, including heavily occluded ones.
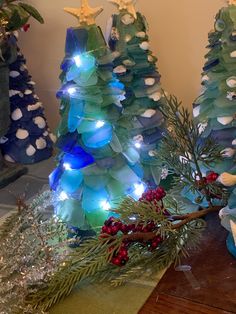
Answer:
[158,94,227,205]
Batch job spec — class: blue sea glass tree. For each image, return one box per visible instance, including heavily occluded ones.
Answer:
[50,0,147,231]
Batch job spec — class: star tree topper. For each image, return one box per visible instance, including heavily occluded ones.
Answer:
[109,0,137,19]
[228,0,236,5]
[64,0,103,26]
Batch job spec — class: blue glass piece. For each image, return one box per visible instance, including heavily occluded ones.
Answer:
[226,233,236,258]
[60,169,84,194]
[82,123,113,148]
[63,149,94,170]
[57,132,78,153]
[129,163,144,179]
[49,166,63,191]
[203,59,219,72]
[143,128,163,145]
[65,28,88,56]
[68,98,84,132]
[82,186,109,213]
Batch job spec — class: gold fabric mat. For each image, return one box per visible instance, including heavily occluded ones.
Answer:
[50,270,166,314]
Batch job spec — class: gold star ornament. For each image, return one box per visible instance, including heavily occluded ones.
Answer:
[228,0,236,5]
[64,0,103,26]
[109,0,137,19]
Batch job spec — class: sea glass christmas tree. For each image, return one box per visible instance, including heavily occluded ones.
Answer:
[193,0,236,257]
[50,0,146,230]
[1,35,54,164]
[107,0,166,187]
[193,0,236,174]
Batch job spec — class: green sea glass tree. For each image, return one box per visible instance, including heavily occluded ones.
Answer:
[193,1,236,174]
[107,0,166,187]
[50,0,148,231]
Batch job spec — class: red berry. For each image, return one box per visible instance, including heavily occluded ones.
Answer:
[111,226,119,235]
[118,249,128,259]
[151,241,159,249]
[22,24,30,32]
[112,257,121,266]
[121,224,128,234]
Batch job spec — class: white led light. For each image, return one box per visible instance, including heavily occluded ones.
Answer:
[134,142,142,149]
[134,183,145,198]
[96,120,105,128]
[59,191,69,201]
[63,163,72,171]
[68,87,76,95]
[100,200,111,211]
[73,55,82,67]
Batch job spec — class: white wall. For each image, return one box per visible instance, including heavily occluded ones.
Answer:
[19,0,225,130]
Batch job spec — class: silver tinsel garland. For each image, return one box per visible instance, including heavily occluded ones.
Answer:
[0,190,69,314]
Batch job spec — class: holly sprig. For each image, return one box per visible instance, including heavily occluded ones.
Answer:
[0,0,44,32]
[24,188,208,312]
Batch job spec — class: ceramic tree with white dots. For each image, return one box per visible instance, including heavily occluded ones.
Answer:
[0,35,54,164]
[193,0,236,175]
[107,0,167,187]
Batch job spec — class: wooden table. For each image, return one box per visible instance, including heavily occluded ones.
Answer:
[139,213,236,314]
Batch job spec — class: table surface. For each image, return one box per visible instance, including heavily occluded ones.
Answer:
[139,212,236,314]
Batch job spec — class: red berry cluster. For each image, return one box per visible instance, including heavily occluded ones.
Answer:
[196,172,219,188]
[206,172,219,183]
[139,187,166,203]
[111,243,129,266]
[101,217,164,267]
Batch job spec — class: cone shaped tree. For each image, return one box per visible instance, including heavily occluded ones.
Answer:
[107,0,166,187]
[1,35,54,164]
[50,0,147,230]
[193,1,236,174]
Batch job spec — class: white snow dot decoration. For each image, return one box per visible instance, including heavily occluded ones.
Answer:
[230,51,236,58]
[24,89,32,95]
[111,51,121,60]
[148,150,156,157]
[141,109,156,118]
[11,108,23,121]
[221,148,236,158]
[9,90,21,97]
[16,129,29,140]
[149,91,162,102]
[193,106,200,118]
[28,102,42,111]
[26,145,36,156]
[136,31,146,38]
[145,78,155,86]
[125,34,132,42]
[36,138,47,150]
[123,59,135,66]
[33,116,46,129]
[10,71,20,78]
[43,131,49,136]
[148,55,154,62]
[133,134,144,143]
[121,14,135,25]
[140,41,150,50]
[226,77,236,88]
[28,81,36,86]
[217,116,234,125]
[198,122,208,134]
[4,155,15,163]
[20,65,27,71]
[113,65,127,74]
[49,133,57,143]
[232,139,236,145]
[201,75,209,82]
